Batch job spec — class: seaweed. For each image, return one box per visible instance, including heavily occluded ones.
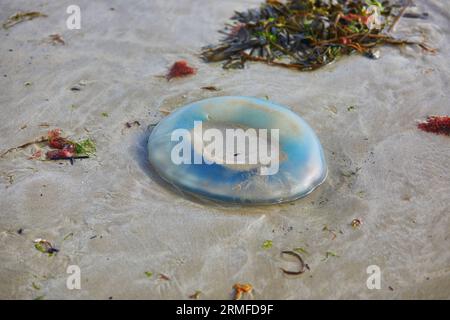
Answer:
[201,86,221,91]
[32,282,41,290]
[63,232,74,241]
[293,247,309,255]
[322,225,337,240]
[74,138,96,155]
[418,116,450,136]
[189,290,202,299]
[0,136,48,158]
[0,127,94,166]
[167,60,196,80]
[33,239,59,256]
[45,129,96,161]
[280,250,309,275]
[201,0,435,71]
[322,251,340,261]
[3,11,47,29]
[262,239,273,249]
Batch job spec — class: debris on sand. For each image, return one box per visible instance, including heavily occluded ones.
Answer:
[262,239,273,249]
[31,282,41,290]
[201,86,221,91]
[167,60,196,80]
[189,290,202,299]
[322,251,340,261]
[0,136,48,158]
[125,121,141,129]
[48,34,65,45]
[201,0,435,71]
[28,148,43,160]
[417,116,450,136]
[293,247,309,255]
[233,283,253,300]
[322,225,337,240]
[33,239,59,256]
[63,232,74,241]
[45,129,95,161]
[159,273,170,281]
[280,250,309,275]
[3,11,47,29]
[70,80,89,92]
[0,128,95,162]
[121,121,141,134]
[351,218,362,228]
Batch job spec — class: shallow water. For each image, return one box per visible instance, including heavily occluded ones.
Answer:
[0,0,449,299]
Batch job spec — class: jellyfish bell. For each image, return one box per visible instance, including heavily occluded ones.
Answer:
[147,96,327,204]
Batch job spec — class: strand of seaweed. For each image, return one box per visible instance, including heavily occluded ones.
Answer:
[201,0,436,71]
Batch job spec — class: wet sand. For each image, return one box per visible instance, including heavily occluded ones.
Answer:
[0,0,449,299]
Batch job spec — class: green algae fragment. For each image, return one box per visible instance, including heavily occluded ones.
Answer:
[74,139,96,156]
[63,232,74,241]
[293,247,309,255]
[322,251,340,261]
[3,11,47,29]
[262,240,273,249]
[32,282,41,290]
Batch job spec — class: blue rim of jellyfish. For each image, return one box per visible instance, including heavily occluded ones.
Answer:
[148,96,328,204]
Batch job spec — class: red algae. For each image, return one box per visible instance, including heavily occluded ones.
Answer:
[44,129,95,160]
[418,116,450,136]
[46,129,76,159]
[166,60,196,80]
[46,148,75,160]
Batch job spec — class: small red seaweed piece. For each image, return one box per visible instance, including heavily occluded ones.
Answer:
[46,129,77,160]
[166,60,196,80]
[48,137,73,149]
[48,129,61,139]
[29,149,42,160]
[418,116,450,136]
[46,148,75,160]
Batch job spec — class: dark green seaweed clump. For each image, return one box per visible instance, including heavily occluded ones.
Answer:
[201,0,434,71]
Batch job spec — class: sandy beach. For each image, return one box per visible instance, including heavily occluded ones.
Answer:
[0,0,449,299]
